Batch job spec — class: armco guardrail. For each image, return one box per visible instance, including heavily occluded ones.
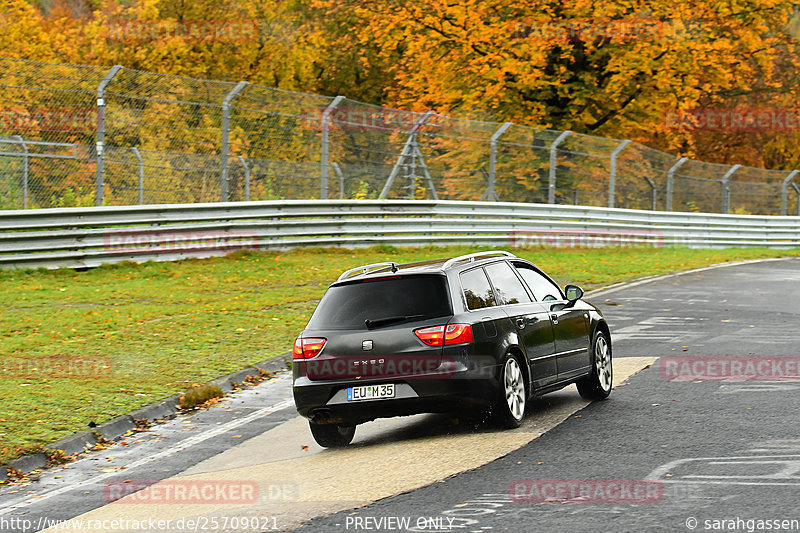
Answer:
[1,200,799,269]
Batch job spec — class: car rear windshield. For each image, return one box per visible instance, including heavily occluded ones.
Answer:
[307,275,452,330]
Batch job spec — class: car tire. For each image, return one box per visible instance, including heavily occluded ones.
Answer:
[309,422,356,448]
[577,329,613,401]
[494,354,527,428]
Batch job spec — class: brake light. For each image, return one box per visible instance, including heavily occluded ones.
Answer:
[414,324,473,346]
[444,323,473,344]
[292,337,327,359]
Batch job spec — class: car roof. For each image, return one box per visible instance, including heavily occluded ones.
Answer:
[335,251,521,283]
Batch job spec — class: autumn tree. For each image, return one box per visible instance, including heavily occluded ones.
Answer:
[314,0,800,168]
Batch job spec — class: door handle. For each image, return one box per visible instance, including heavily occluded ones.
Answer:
[551,314,559,324]
[516,318,526,329]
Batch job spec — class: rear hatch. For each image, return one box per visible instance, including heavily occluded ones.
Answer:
[300,274,453,381]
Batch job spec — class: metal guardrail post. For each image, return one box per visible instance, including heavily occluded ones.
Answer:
[238,156,250,201]
[331,162,345,199]
[95,65,123,206]
[720,164,741,214]
[12,135,28,209]
[320,96,345,200]
[130,147,144,205]
[486,122,513,202]
[780,170,800,216]
[608,139,631,208]
[666,157,688,211]
[221,81,249,203]
[548,130,571,204]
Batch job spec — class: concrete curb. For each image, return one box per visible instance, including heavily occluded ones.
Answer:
[96,415,136,442]
[128,395,182,422]
[48,430,97,457]
[2,353,292,479]
[8,453,47,475]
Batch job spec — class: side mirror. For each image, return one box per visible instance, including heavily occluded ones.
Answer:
[565,285,584,302]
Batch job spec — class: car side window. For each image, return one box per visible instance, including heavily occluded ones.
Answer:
[460,268,497,310]
[514,264,563,302]
[484,262,532,306]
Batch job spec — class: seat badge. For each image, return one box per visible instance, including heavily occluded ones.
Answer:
[362,340,373,351]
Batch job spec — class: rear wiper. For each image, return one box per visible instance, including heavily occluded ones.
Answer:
[365,314,424,329]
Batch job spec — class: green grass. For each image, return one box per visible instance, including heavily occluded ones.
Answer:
[1,244,798,465]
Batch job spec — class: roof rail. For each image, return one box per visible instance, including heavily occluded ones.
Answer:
[337,262,399,281]
[441,251,516,270]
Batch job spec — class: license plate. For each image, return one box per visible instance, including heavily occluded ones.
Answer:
[347,384,395,401]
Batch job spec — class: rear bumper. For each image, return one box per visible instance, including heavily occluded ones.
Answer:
[293,368,501,425]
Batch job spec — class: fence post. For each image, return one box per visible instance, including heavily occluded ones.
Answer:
[486,122,513,202]
[666,157,688,211]
[12,135,28,209]
[238,155,250,201]
[320,96,345,200]
[608,139,631,208]
[332,162,344,199]
[644,176,657,211]
[720,164,741,214]
[95,65,123,206]
[221,81,249,203]
[548,130,571,204]
[130,147,143,205]
[792,183,800,216]
[780,170,800,215]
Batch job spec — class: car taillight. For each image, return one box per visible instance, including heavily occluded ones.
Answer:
[414,324,473,346]
[292,337,327,359]
[444,323,473,344]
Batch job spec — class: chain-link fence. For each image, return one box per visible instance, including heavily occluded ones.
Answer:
[2,57,799,215]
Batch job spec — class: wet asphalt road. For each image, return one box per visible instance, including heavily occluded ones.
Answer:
[292,258,800,533]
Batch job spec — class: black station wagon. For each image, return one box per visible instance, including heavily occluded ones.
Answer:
[292,251,612,447]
